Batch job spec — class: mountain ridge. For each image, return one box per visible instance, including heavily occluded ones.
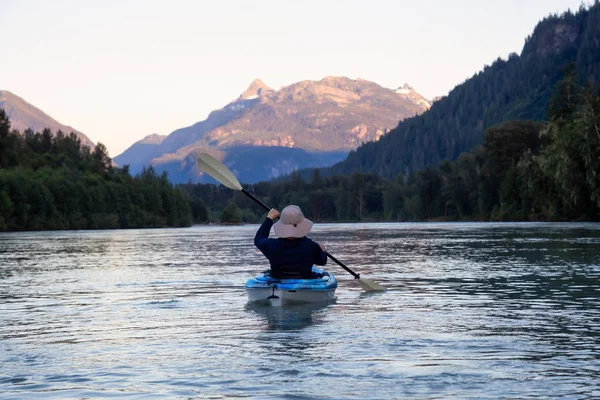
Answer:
[240,78,274,100]
[0,90,95,148]
[115,76,431,183]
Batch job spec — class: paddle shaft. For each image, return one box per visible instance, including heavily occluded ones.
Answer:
[240,188,361,280]
[241,189,270,212]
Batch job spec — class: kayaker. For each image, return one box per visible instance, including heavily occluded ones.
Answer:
[254,205,327,279]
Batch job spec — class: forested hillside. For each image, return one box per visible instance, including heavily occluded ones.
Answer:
[186,70,599,223]
[0,109,191,231]
[327,3,600,177]
[2,70,596,231]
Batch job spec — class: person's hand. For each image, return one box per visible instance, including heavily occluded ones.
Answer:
[267,209,280,220]
[319,243,326,252]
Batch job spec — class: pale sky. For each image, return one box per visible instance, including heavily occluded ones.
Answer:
[0,0,587,156]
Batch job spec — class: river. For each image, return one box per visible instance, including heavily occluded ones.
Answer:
[1,223,599,399]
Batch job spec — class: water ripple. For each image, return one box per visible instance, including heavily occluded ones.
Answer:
[1,223,599,399]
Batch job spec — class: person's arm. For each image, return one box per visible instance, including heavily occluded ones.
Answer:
[312,241,327,266]
[254,209,279,250]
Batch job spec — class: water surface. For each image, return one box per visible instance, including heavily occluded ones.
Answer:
[1,223,599,399]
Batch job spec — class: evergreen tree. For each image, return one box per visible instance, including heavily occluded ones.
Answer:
[0,110,193,231]
[221,202,242,223]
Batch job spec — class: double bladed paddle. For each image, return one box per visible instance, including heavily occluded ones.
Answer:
[197,152,386,292]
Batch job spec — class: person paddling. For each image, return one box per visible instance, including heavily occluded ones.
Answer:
[254,205,327,279]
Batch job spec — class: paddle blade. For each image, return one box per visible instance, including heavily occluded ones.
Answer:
[359,278,387,292]
[197,153,243,191]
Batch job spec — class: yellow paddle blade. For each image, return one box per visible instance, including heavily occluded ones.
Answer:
[359,278,387,292]
[197,153,243,191]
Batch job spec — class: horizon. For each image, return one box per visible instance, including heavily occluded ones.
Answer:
[0,0,588,156]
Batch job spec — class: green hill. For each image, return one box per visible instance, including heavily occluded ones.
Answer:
[328,3,600,177]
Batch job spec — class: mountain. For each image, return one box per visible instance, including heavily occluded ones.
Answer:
[395,83,432,109]
[114,133,167,168]
[155,146,349,185]
[326,4,600,178]
[239,78,274,100]
[0,90,95,148]
[115,76,430,183]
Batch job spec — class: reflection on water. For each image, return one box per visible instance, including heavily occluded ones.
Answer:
[0,223,599,399]
[246,302,334,331]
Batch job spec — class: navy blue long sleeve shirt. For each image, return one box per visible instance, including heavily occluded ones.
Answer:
[254,218,327,278]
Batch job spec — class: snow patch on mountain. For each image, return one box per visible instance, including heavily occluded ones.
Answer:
[395,83,431,110]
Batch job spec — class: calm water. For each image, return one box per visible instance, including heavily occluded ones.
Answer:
[1,223,599,399]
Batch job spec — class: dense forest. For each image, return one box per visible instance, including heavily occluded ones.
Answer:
[325,3,600,178]
[0,109,191,231]
[185,70,599,223]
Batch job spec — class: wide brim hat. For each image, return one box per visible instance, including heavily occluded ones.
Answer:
[273,205,313,238]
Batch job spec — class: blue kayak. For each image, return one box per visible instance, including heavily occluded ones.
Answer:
[244,267,337,305]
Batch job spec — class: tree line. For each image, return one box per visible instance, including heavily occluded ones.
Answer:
[185,69,599,223]
[0,109,191,231]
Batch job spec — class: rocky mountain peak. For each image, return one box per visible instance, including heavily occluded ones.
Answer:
[140,133,167,144]
[395,83,413,94]
[115,75,433,183]
[321,76,350,83]
[521,10,581,59]
[395,83,431,110]
[240,78,274,100]
[0,90,14,100]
